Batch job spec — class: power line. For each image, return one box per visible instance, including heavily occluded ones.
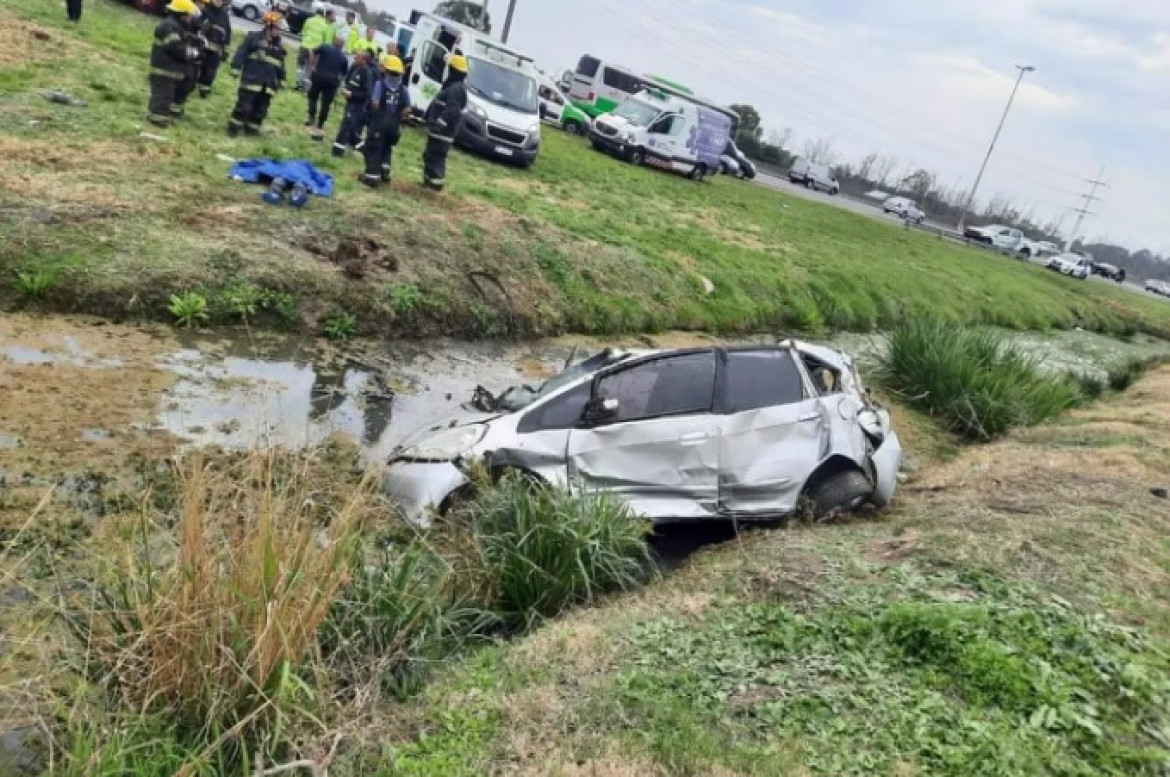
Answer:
[1065,166,1108,250]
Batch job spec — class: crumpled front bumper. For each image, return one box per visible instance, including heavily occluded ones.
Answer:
[869,431,902,508]
[383,459,469,527]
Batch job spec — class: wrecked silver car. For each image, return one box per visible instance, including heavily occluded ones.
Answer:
[383,342,901,525]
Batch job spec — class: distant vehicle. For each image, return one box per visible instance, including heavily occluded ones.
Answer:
[120,0,165,13]
[383,343,902,526]
[882,196,925,223]
[568,56,687,118]
[538,75,589,135]
[406,12,542,167]
[1090,262,1126,283]
[963,223,1026,251]
[789,157,839,194]
[1145,279,1170,297]
[720,140,756,179]
[1046,252,1090,280]
[557,69,573,93]
[271,1,313,34]
[230,0,268,21]
[590,89,733,180]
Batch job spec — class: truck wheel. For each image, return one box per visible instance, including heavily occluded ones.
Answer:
[688,164,708,181]
[630,148,646,167]
[809,470,873,521]
[242,4,259,20]
[563,121,583,136]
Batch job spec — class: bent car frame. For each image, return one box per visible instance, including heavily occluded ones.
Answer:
[384,343,902,525]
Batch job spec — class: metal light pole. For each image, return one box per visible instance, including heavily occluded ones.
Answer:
[501,0,517,43]
[957,64,1035,233]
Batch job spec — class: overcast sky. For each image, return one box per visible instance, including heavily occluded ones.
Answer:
[376,0,1170,253]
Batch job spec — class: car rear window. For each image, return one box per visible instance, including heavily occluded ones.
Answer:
[722,350,806,413]
[576,55,600,78]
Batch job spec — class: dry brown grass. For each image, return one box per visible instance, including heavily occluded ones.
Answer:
[66,450,378,754]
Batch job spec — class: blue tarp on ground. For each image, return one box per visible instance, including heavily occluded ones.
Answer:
[228,158,334,197]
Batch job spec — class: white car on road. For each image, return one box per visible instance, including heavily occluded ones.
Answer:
[882,197,925,224]
[1146,279,1170,297]
[1046,253,1090,280]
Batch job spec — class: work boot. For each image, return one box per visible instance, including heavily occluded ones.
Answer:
[359,172,381,189]
[227,123,239,137]
[422,178,443,192]
[310,128,324,141]
[198,86,211,99]
[331,143,346,158]
[380,165,391,183]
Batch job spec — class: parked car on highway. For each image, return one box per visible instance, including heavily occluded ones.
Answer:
[119,0,164,13]
[1090,262,1127,283]
[383,343,902,526]
[1146,279,1170,297]
[231,0,270,21]
[720,140,756,179]
[1046,253,1090,280]
[882,196,925,223]
[964,223,1024,250]
[789,157,839,194]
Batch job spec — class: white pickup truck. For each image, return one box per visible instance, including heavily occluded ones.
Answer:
[1046,253,1090,280]
[964,224,1058,259]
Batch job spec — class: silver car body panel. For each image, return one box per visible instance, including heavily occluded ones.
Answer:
[383,342,902,524]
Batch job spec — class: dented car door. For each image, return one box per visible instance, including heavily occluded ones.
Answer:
[566,351,720,519]
[717,348,826,517]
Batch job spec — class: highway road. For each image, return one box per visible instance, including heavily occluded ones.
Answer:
[753,171,1164,302]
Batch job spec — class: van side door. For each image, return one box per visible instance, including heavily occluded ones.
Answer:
[407,17,448,113]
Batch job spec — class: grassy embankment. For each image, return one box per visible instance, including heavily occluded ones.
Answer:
[3,0,1170,339]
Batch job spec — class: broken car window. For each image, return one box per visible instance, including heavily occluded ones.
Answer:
[598,351,716,423]
[802,357,841,395]
[722,350,805,413]
[497,350,617,413]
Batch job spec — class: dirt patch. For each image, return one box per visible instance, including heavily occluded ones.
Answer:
[307,235,400,280]
[0,16,55,67]
[517,356,555,380]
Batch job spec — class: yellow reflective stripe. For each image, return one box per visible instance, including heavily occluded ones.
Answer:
[150,67,185,79]
[241,83,263,92]
[248,52,283,67]
[162,33,182,44]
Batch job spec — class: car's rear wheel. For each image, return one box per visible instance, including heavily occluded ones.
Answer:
[563,120,583,136]
[809,470,873,521]
[630,148,646,167]
[689,164,708,181]
[242,4,260,20]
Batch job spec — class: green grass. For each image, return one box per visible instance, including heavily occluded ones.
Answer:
[4,0,1170,339]
[878,318,1085,439]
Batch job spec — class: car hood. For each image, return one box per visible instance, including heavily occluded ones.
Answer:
[391,406,502,457]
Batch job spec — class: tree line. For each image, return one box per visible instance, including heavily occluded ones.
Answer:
[727,104,1169,282]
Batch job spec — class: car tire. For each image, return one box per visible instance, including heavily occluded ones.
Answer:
[563,120,583,136]
[689,164,708,181]
[242,4,259,20]
[630,148,646,167]
[809,470,873,521]
[804,179,814,190]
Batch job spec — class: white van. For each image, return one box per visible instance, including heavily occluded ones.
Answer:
[590,90,733,180]
[405,12,542,166]
[789,156,839,194]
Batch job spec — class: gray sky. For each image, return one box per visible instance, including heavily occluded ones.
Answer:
[377,0,1170,253]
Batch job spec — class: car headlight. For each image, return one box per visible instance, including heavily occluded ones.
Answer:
[404,424,488,461]
[623,130,637,142]
[469,103,488,121]
[527,122,540,134]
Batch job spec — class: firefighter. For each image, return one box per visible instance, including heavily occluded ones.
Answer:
[227,11,287,137]
[170,1,204,119]
[421,54,468,192]
[195,0,231,98]
[331,48,373,157]
[360,54,411,188]
[146,0,200,128]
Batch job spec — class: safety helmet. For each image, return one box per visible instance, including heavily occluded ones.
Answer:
[381,54,404,74]
[261,9,282,26]
[166,0,198,14]
[447,54,468,73]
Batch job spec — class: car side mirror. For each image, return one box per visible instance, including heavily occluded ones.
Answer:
[583,396,619,424]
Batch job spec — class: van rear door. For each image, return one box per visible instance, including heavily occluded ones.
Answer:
[570,55,601,103]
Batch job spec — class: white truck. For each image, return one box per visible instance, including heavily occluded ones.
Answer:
[963,224,1059,260]
[588,89,733,180]
[405,11,542,166]
[1045,252,1091,280]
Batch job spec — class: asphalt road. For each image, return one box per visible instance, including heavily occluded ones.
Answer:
[753,171,1164,302]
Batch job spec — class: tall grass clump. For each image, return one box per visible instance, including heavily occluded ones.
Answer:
[463,475,653,628]
[323,543,496,699]
[61,451,375,765]
[879,318,1082,440]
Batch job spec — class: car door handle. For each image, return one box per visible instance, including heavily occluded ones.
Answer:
[678,431,709,445]
[798,412,820,422]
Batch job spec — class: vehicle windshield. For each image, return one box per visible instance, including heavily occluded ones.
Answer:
[466,57,538,114]
[613,97,661,127]
[492,350,619,412]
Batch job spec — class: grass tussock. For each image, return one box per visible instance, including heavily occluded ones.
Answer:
[879,318,1083,439]
[62,451,376,764]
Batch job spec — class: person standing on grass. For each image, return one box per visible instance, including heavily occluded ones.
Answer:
[146,0,201,127]
[297,5,329,90]
[65,0,82,23]
[227,11,286,136]
[421,54,468,192]
[360,54,410,188]
[195,0,232,98]
[331,47,373,157]
[305,34,348,140]
[170,2,204,119]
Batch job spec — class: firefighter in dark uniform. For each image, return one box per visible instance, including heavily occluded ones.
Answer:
[227,12,287,137]
[331,48,373,157]
[360,54,411,188]
[146,0,200,127]
[421,54,468,192]
[196,0,232,98]
[171,3,204,119]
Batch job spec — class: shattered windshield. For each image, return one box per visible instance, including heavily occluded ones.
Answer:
[475,350,618,413]
[613,98,660,127]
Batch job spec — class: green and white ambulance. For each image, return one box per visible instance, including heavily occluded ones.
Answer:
[567,55,693,118]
